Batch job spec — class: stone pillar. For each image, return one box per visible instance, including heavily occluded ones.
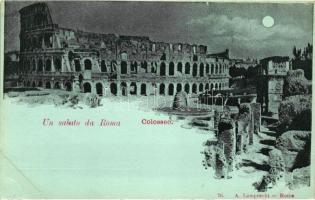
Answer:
[218,117,236,174]
[213,110,222,138]
[250,103,261,134]
[238,103,252,150]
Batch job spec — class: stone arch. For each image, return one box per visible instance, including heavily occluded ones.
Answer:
[192,63,198,77]
[159,83,165,95]
[219,83,221,90]
[45,59,51,71]
[121,82,127,96]
[38,59,43,71]
[200,63,204,77]
[141,83,147,96]
[54,82,61,89]
[110,83,117,95]
[185,62,190,74]
[169,62,175,76]
[84,59,92,70]
[160,62,166,76]
[32,59,36,71]
[219,64,222,74]
[75,60,81,72]
[192,83,197,94]
[177,62,183,73]
[210,83,214,90]
[101,60,107,72]
[141,61,148,73]
[206,64,210,74]
[176,83,182,92]
[215,64,219,74]
[65,81,72,91]
[211,64,214,74]
[45,81,51,89]
[130,82,137,95]
[54,58,62,72]
[83,82,91,93]
[121,61,127,74]
[26,81,31,87]
[215,83,218,89]
[32,81,36,87]
[96,82,103,96]
[131,61,137,73]
[38,81,43,87]
[199,83,203,92]
[184,83,190,94]
[168,83,174,95]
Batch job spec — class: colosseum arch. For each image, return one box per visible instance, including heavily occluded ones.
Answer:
[110,83,117,95]
[192,83,197,94]
[205,83,209,91]
[83,82,91,93]
[38,81,43,87]
[160,62,166,76]
[219,83,221,90]
[141,83,147,96]
[215,64,219,74]
[38,59,43,72]
[185,62,190,74]
[200,63,204,77]
[54,82,61,89]
[121,82,127,96]
[45,81,51,89]
[32,81,36,87]
[65,81,72,91]
[26,81,31,87]
[75,60,81,72]
[177,62,183,73]
[199,83,203,92]
[184,83,190,94]
[211,64,214,74]
[168,83,174,95]
[206,64,210,74]
[215,83,218,89]
[219,64,222,74]
[192,63,198,77]
[121,61,127,74]
[169,62,175,76]
[84,59,92,70]
[54,58,62,72]
[101,60,107,72]
[159,83,165,95]
[176,83,182,92]
[45,59,51,72]
[96,82,103,96]
[141,61,148,73]
[210,83,214,90]
[131,61,138,73]
[130,82,137,95]
[32,59,36,71]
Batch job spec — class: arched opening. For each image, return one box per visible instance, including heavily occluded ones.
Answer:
[169,62,175,76]
[185,62,190,74]
[121,82,127,96]
[215,64,218,74]
[176,83,182,92]
[32,60,36,71]
[205,83,209,91]
[38,59,43,72]
[215,83,218,89]
[121,61,127,74]
[38,81,43,87]
[83,82,91,93]
[160,62,166,76]
[192,63,198,77]
[200,63,204,77]
[75,60,81,72]
[26,81,31,87]
[159,83,165,95]
[45,82,51,89]
[45,59,51,72]
[141,83,147,96]
[96,83,103,96]
[130,82,137,95]
[192,83,197,94]
[110,83,117,95]
[84,59,92,70]
[210,83,214,90]
[141,61,148,73]
[211,64,214,74]
[199,83,203,92]
[131,61,137,73]
[32,81,36,87]
[206,64,210,74]
[65,82,72,91]
[54,82,61,89]
[184,83,190,94]
[111,61,117,72]
[177,62,183,73]
[101,60,107,72]
[168,84,174,95]
[219,83,221,90]
[54,58,62,72]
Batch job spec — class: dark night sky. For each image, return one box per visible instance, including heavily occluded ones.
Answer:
[4,1,313,58]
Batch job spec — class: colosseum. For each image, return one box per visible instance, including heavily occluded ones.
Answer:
[19,2,230,97]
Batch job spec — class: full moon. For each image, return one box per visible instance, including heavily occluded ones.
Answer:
[262,16,274,28]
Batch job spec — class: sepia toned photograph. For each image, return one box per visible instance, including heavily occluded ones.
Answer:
[1,1,313,198]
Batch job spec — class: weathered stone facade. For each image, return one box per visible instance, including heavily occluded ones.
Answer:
[19,3,230,96]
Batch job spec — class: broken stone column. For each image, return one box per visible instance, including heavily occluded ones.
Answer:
[238,103,252,150]
[218,117,236,173]
[213,110,222,138]
[250,103,261,134]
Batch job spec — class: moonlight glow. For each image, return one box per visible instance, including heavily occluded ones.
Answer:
[262,16,275,28]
